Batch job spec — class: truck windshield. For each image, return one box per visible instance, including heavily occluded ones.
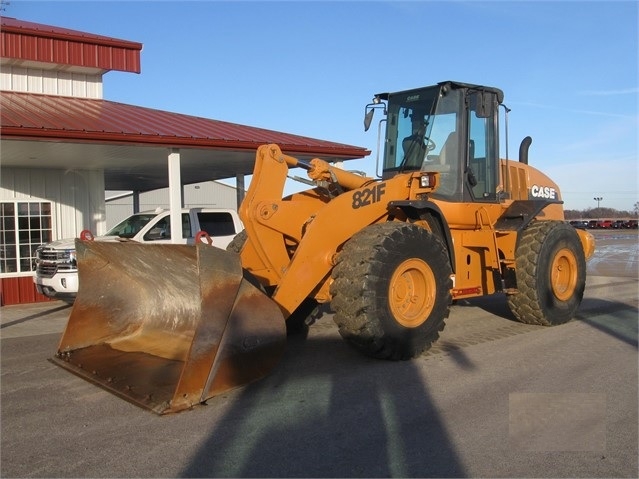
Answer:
[105,213,157,238]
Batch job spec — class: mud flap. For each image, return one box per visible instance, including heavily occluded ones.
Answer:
[50,241,286,414]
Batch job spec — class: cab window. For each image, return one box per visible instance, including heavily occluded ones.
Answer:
[143,213,191,241]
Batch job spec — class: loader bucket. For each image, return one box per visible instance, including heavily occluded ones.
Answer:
[50,241,286,415]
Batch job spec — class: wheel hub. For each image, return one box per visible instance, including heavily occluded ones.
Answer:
[550,247,578,301]
[389,258,436,328]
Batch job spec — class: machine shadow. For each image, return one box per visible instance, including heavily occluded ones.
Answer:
[454,290,638,348]
[576,297,638,348]
[0,303,71,329]
[180,325,466,478]
[453,293,516,321]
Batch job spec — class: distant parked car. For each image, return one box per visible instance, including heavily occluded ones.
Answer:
[613,220,626,229]
[597,220,613,229]
[587,220,599,229]
[624,219,638,229]
[569,220,589,229]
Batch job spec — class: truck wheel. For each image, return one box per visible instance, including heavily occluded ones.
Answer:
[507,220,586,326]
[330,222,452,360]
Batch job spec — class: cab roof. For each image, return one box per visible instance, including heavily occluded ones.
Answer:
[375,81,505,104]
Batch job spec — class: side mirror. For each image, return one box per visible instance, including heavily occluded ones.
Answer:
[476,91,494,118]
[364,107,375,132]
[364,98,386,132]
[144,227,166,241]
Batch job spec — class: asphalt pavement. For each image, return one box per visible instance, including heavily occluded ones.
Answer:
[1,230,637,478]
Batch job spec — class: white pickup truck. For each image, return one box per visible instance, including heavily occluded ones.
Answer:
[34,207,243,302]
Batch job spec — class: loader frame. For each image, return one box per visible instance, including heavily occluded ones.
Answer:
[237,81,594,318]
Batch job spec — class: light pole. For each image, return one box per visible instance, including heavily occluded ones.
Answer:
[594,196,603,209]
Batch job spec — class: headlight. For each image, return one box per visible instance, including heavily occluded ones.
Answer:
[67,249,77,267]
[420,173,434,188]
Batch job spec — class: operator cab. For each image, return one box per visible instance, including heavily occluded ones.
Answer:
[367,81,503,203]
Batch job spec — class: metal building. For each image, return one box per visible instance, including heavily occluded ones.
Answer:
[0,17,369,304]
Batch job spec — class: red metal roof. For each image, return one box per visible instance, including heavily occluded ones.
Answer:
[0,91,370,158]
[0,16,142,73]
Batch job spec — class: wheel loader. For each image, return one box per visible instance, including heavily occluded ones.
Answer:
[51,81,595,414]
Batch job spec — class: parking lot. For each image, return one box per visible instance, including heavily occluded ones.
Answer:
[1,230,637,478]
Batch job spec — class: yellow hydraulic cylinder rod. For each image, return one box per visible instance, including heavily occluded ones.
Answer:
[282,152,374,192]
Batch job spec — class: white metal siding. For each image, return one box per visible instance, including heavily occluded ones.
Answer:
[0,167,106,240]
[0,65,103,98]
[182,182,238,209]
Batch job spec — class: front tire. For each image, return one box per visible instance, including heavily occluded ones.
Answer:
[330,222,452,360]
[507,220,586,326]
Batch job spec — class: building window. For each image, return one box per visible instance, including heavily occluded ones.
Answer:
[0,202,52,274]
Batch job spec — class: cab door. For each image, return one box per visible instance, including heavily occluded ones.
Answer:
[465,90,500,203]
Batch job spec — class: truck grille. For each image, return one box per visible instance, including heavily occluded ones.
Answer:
[35,248,76,278]
[37,249,70,262]
[36,262,76,278]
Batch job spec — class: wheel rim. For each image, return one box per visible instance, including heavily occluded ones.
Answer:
[389,258,436,328]
[550,247,579,301]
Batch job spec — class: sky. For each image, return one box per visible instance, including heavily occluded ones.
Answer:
[5,0,638,212]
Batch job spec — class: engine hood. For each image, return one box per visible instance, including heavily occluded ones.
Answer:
[41,236,124,250]
[41,238,75,250]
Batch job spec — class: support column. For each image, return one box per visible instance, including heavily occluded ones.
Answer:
[236,173,245,209]
[168,149,183,244]
[132,191,140,214]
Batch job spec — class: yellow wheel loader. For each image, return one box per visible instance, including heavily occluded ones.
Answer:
[51,81,595,414]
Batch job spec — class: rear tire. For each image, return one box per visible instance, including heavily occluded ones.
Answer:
[507,220,586,326]
[330,222,452,360]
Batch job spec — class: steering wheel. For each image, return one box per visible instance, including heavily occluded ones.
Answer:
[424,137,436,152]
